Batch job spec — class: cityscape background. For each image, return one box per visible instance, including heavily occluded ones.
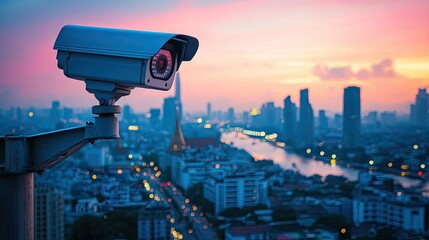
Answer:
[1,1,429,240]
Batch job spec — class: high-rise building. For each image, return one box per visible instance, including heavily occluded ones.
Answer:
[207,102,212,120]
[50,101,61,128]
[283,96,297,145]
[175,73,182,121]
[35,186,64,240]
[318,110,328,130]
[137,201,171,240]
[203,171,268,215]
[299,89,314,147]
[333,114,342,130]
[242,111,249,125]
[123,105,132,122]
[343,86,361,148]
[149,108,161,128]
[227,107,235,124]
[414,88,428,127]
[260,102,277,130]
[163,97,177,132]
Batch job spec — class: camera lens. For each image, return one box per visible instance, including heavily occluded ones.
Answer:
[151,49,174,80]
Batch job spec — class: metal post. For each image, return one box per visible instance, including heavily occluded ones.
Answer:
[0,173,34,240]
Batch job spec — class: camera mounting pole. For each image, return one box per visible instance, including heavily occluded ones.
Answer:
[0,80,131,240]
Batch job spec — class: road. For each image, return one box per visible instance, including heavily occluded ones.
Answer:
[141,165,217,240]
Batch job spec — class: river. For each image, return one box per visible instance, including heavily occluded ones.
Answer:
[221,132,424,189]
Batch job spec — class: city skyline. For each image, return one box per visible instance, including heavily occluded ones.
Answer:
[1,1,429,113]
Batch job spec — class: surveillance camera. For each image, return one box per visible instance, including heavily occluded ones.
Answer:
[53,25,198,91]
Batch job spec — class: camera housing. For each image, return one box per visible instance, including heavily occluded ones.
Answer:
[54,25,198,92]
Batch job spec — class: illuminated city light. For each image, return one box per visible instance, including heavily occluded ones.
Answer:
[340,228,346,234]
[401,172,406,177]
[418,171,423,177]
[192,205,198,211]
[276,142,286,147]
[401,164,408,170]
[85,170,89,175]
[145,113,151,118]
[397,192,402,197]
[150,161,154,166]
[185,199,190,204]
[149,194,154,199]
[215,164,220,169]
[250,108,259,116]
[199,212,204,217]
[197,118,203,123]
[388,162,393,167]
[369,160,374,165]
[91,174,97,180]
[188,229,193,234]
[168,198,172,203]
[413,144,419,150]
[135,167,141,173]
[306,148,311,154]
[28,112,34,117]
[330,159,336,165]
[190,212,195,217]
[128,154,133,159]
[331,154,336,159]
[154,166,158,171]
[320,151,325,156]
[421,164,426,169]
[128,125,139,131]
[117,169,123,174]
[166,214,171,219]
[204,123,212,129]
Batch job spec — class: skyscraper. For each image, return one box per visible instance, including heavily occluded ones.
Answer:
[318,110,328,130]
[260,102,276,130]
[414,88,428,127]
[283,96,297,145]
[343,86,361,148]
[207,102,212,120]
[149,108,161,128]
[227,107,235,124]
[299,89,314,147]
[163,97,177,132]
[175,73,183,121]
[50,101,61,128]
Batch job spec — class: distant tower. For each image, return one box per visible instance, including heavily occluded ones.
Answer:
[318,110,328,130]
[207,102,212,120]
[227,108,235,124]
[283,96,297,145]
[261,102,276,130]
[167,108,187,153]
[343,86,361,148]
[149,108,161,128]
[175,73,183,121]
[299,89,314,147]
[50,101,61,127]
[414,88,428,127]
[163,97,177,132]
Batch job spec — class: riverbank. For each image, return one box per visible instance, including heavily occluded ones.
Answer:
[221,132,424,189]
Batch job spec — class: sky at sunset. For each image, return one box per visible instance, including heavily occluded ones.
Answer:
[1,0,429,115]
